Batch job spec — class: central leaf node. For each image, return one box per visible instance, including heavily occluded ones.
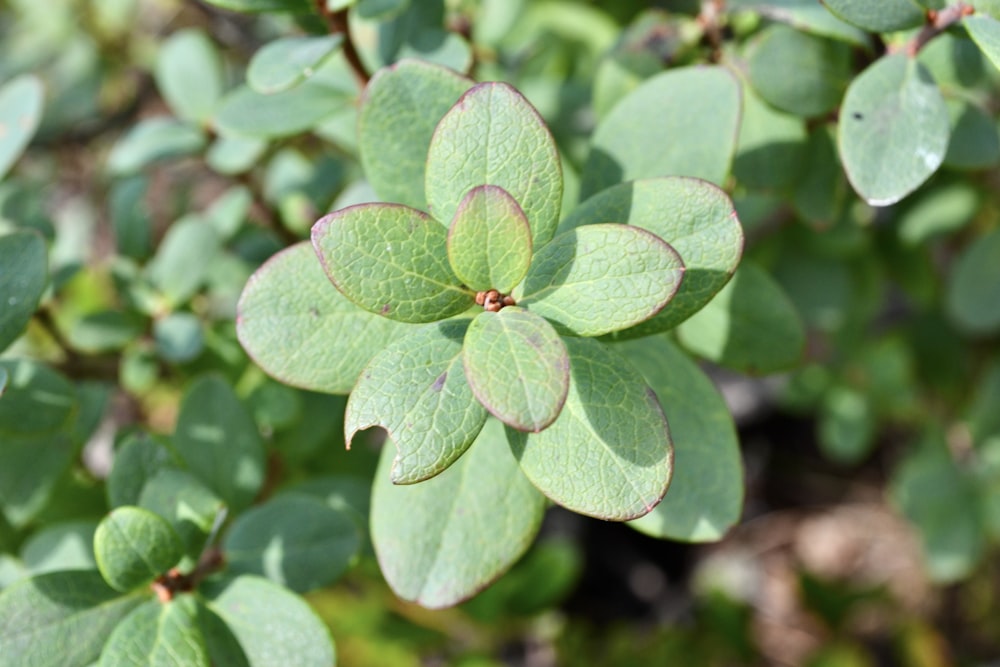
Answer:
[474,289,515,312]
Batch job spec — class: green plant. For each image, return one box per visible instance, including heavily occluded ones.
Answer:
[2,0,1000,664]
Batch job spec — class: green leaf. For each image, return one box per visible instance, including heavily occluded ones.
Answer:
[201,575,336,666]
[107,433,175,508]
[507,337,672,521]
[213,83,349,139]
[560,178,743,337]
[248,35,345,94]
[0,366,6,395]
[154,312,204,363]
[0,75,44,182]
[0,231,47,352]
[792,125,848,227]
[517,224,684,337]
[463,308,569,432]
[943,100,1000,170]
[146,216,221,307]
[21,521,98,575]
[965,14,1000,72]
[727,0,871,46]
[0,432,76,528]
[238,243,410,394]
[69,310,143,353]
[371,417,545,608]
[897,181,978,245]
[200,0,312,12]
[358,60,472,209]
[312,203,471,323]
[223,494,361,593]
[94,506,184,592]
[838,54,950,206]
[581,66,741,197]
[946,228,1000,335]
[356,0,410,19]
[350,1,472,72]
[106,118,206,175]
[206,133,269,176]
[818,386,876,464]
[748,24,852,117]
[820,0,926,32]
[98,596,209,667]
[346,319,487,483]
[138,469,225,558]
[0,360,77,437]
[676,262,806,374]
[0,570,144,667]
[426,82,563,248]
[617,336,743,542]
[733,83,808,191]
[155,29,224,123]
[447,185,532,293]
[174,375,265,512]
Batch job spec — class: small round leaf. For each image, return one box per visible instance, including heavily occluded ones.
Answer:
[94,507,184,592]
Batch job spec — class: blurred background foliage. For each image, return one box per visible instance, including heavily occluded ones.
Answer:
[2,0,1000,664]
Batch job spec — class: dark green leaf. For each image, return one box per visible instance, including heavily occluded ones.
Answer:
[0,231,47,352]
[94,506,184,592]
[0,432,76,528]
[507,337,673,521]
[943,99,1000,170]
[0,360,76,438]
[818,386,876,464]
[346,319,486,483]
[733,83,807,191]
[312,203,472,322]
[820,0,926,32]
[107,433,175,508]
[371,417,545,608]
[946,228,1000,335]
[137,469,224,558]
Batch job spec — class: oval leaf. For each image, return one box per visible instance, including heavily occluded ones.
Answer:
[506,337,673,521]
[146,216,221,306]
[213,83,347,139]
[98,597,209,667]
[346,319,487,483]
[426,82,563,248]
[839,54,950,206]
[312,203,472,323]
[223,494,361,593]
[561,178,743,337]
[0,231,47,353]
[173,375,265,512]
[0,432,76,528]
[463,308,569,432]
[518,223,684,337]
[137,469,225,558]
[581,66,741,197]
[0,360,76,438]
[371,417,545,608]
[0,75,44,181]
[106,117,206,175]
[965,15,1000,73]
[94,506,184,592]
[201,575,335,667]
[447,184,532,293]
[0,570,144,667]
[199,0,311,12]
[106,433,175,509]
[248,35,345,94]
[676,261,806,374]
[618,336,743,542]
[237,242,410,394]
[359,59,472,209]
[946,228,1000,335]
[155,29,224,123]
[820,0,926,32]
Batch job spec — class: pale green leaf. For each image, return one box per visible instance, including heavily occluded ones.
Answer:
[618,336,743,542]
[223,494,361,593]
[312,203,472,323]
[726,0,871,46]
[346,319,487,483]
[426,82,563,248]
[154,312,203,363]
[202,575,336,666]
[0,231,47,352]
[560,177,743,337]
[839,54,950,206]
[137,469,225,558]
[733,83,808,191]
[146,216,221,307]
[518,224,684,337]
[820,0,926,32]
[98,597,209,667]
[21,521,98,575]
[155,29,224,123]
[94,506,184,592]
[0,570,144,667]
[898,181,978,245]
[581,66,741,197]
[247,35,345,94]
[463,308,569,432]
[0,75,44,181]
[205,133,268,176]
[966,14,1000,72]
[371,417,545,608]
[946,228,1000,335]
[213,83,349,139]
[0,432,76,528]
[358,59,472,209]
[200,0,311,11]
[447,184,532,293]
[507,337,672,521]
[173,375,265,512]
[676,262,805,374]
[818,386,876,464]
[106,118,206,175]
[238,242,410,394]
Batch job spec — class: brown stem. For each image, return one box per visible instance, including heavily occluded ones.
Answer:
[894,3,975,57]
[151,547,226,602]
[314,1,371,88]
[698,0,725,64]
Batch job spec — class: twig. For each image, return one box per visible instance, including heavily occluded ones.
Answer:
[314,1,371,88]
[698,0,725,64]
[893,3,975,57]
